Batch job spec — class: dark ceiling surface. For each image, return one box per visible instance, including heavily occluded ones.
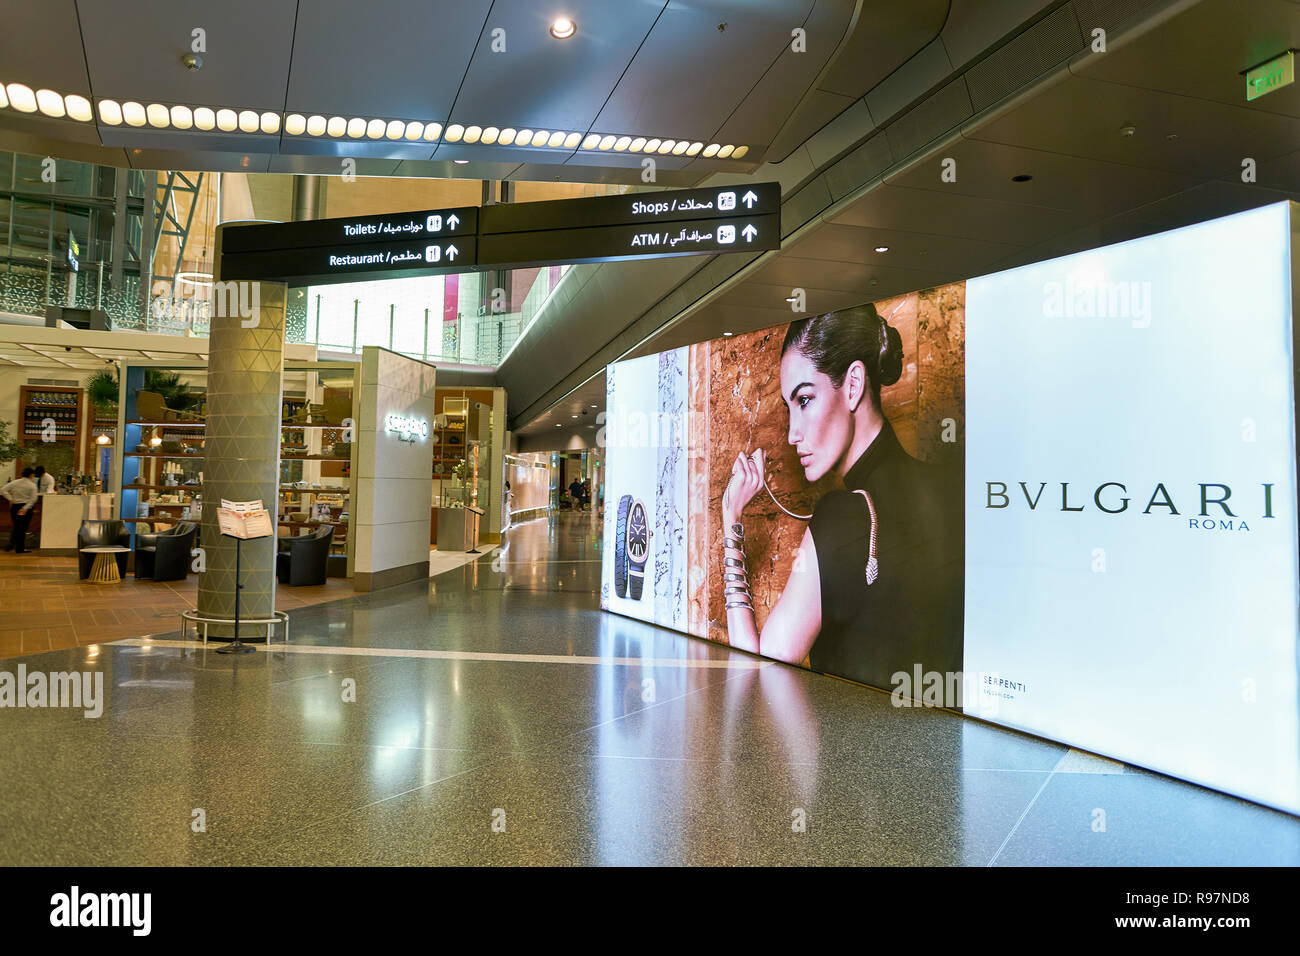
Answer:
[0,0,916,182]
[512,0,1300,450]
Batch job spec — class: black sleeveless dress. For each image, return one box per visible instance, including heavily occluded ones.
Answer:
[806,421,964,692]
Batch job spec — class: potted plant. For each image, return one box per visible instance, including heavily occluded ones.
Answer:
[0,420,23,478]
[85,368,119,418]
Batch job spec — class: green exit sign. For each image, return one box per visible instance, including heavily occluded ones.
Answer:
[1246,51,1294,101]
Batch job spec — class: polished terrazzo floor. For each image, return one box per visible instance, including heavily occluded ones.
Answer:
[0,511,1297,865]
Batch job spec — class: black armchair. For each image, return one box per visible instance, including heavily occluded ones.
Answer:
[134,521,198,581]
[77,520,130,580]
[276,525,333,586]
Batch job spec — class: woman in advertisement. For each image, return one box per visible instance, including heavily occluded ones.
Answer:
[720,304,963,692]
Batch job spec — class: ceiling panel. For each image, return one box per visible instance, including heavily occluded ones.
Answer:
[748,251,948,295]
[830,182,1075,245]
[126,148,271,172]
[884,137,1203,216]
[968,73,1300,180]
[268,154,402,176]
[0,0,92,94]
[77,0,299,110]
[787,221,1025,277]
[818,0,950,98]
[447,0,665,133]
[1071,0,1300,118]
[594,0,815,142]
[285,0,491,120]
[709,0,855,149]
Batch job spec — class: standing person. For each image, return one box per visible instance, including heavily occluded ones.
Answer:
[1,467,39,553]
[569,476,585,511]
[33,465,55,496]
[582,479,592,513]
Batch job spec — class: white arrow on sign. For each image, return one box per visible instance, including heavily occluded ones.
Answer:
[446,244,459,260]
[742,190,758,209]
[741,224,758,242]
[447,214,460,229]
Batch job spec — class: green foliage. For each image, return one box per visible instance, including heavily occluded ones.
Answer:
[143,369,201,412]
[85,367,119,414]
[84,367,201,413]
[0,420,22,464]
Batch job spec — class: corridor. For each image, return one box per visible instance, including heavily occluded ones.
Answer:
[1,512,1296,866]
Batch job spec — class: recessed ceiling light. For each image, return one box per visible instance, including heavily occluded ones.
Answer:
[550,17,577,39]
[98,99,123,125]
[64,94,93,122]
[723,331,733,336]
[454,159,469,164]
[1011,174,1033,182]
[874,245,889,253]
[5,84,36,113]
[36,89,65,117]
[571,415,578,419]
[555,423,562,427]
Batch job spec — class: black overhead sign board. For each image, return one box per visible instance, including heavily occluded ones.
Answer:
[218,183,780,285]
[220,206,478,255]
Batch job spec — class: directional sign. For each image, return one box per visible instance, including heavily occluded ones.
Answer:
[478,182,779,234]
[220,206,478,255]
[220,237,477,285]
[216,183,781,285]
[478,213,779,268]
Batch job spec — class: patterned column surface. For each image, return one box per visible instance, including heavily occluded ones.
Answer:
[196,280,287,628]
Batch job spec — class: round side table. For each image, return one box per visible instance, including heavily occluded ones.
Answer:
[82,545,130,584]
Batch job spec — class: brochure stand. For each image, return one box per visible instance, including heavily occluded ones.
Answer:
[465,505,484,554]
[214,499,274,655]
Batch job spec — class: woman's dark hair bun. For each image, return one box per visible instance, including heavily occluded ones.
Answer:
[781,301,902,410]
[878,321,903,388]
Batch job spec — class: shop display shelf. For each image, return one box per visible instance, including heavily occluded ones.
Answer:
[280,454,352,461]
[123,452,206,459]
[123,483,204,491]
[126,420,206,427]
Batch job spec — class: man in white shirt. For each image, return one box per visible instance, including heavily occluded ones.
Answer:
[1,467,39,553]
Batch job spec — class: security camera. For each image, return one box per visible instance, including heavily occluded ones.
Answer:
[181,53,203,71]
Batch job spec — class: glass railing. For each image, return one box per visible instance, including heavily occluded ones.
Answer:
[1,259,571,369]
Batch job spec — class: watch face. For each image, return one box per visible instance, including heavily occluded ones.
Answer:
[628,501,648,561]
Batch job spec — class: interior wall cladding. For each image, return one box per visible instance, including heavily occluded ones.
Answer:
[688,282,966,650]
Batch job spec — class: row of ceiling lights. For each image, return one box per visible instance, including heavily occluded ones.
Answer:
[0,81,749,159]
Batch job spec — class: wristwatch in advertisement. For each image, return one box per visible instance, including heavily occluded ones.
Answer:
[614,494,632,598]
[613,494,651,601]
[626,498,649,600]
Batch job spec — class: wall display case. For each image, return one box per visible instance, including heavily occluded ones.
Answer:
[430,393,492,545]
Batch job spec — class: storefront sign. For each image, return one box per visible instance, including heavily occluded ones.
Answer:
[384,413,428,443]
